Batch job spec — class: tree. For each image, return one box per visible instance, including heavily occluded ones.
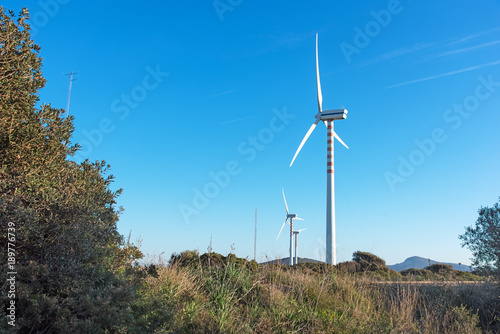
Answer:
[459,197,500,276]
[0,7,141,332]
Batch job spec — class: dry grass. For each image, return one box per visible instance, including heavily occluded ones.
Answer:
[129,259,495,333]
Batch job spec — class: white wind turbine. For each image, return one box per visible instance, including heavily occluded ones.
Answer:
[277,189,304,266]
[289,34,349,265]
[292,228,306,265]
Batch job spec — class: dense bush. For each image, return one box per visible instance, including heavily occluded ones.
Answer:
[401,268,434,281]
[352,251,388,272]
[455,270,483,281]
[0,8,141,332]
[426,263,454,275]
[169,250,258,271]
[335,260,361,274]
[294,262,330,274]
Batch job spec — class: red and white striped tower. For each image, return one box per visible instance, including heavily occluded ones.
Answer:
[278,189,304,266]
[289,34,348,266]
[289,218,294,266]
[326,120,336,265]
[294,232,298,265]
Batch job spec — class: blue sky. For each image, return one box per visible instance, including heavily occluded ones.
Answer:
[5,0,500,265]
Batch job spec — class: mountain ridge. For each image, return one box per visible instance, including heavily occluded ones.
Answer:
[388,256,471,272]
[260,256,472,272]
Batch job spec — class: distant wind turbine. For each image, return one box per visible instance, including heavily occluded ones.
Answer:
[289,34,349,265]
[293,228,306,265]
[277,189,304,266]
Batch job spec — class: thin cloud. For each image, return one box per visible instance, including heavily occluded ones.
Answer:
[379,44,434,60]
[348,42,439,71]
[445,27,500,46]
[368,43,437,64]
[221,115,258,125]
[437,40,500,58]
[210,89,237,97]
[386,60,500,89]
[221,31,313,60]
[267,31,312,48]
[358,28,500,69]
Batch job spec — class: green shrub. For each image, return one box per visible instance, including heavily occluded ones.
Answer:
[0,8,141,332]
[426,263,454,274]
[401,268,434,281]
[353,251,388,272]
[335,260,361,273]
[455,271,483,281]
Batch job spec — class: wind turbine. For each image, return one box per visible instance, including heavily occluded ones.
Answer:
[289,34,349,265]
[277,189,304,266]
[293,228,306,265]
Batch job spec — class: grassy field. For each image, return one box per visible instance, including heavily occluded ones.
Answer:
[127,251,500,333]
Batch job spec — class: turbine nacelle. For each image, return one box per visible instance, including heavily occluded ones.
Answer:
[293,228,306,235]
[315,109,348,121]
[287,213,298,219]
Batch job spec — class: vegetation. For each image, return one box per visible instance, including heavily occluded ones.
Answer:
[125,250,498,333]
[460,197,500,277]
[1,6,499,333]
[0,7,142,333]
[334,251,483,283]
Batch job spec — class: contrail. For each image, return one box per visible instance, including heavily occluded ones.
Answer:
[210,89,237,97]
[445,27,500,46]
[386,60,500,89]
[437,40,500,58]
[221,115,258,125]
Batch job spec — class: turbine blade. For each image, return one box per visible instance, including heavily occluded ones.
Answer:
[316,33,323,113]
[297,228,306,233]
[290,119,320,167]
[277,217,288,240]
[295,217,304,221]
[333,130,349,149]
[282,188,289,214]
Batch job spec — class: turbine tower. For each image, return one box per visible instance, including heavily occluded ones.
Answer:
[290,34,349,265]
[277,189,304,265]
[293,228,306,265]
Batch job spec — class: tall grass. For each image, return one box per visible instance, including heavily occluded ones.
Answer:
[129,256,496,333]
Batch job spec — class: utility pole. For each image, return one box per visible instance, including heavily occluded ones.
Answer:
[254,208,257,261]
[65,71,77,117]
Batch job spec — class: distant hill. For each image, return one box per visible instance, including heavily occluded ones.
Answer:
[388,256,471,272]
[260,256,472,272]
